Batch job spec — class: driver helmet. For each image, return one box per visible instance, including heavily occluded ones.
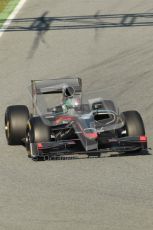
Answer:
[63,86,81,109]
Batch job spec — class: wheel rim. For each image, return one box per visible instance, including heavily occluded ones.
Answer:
[5,120,10,140]
[25,130,32,157]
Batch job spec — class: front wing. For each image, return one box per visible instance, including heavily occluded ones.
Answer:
[29,135,148,160]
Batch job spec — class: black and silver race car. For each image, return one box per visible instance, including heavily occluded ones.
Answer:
[5,77,148,160]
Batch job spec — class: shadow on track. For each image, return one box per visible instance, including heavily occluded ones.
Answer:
[1,12,153,32]
[2,11,152,58]
[30,150,152,161]
[109,150,151,158]
[27,11,50,58]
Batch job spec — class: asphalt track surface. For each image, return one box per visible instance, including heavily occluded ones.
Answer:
[0,1,153,229]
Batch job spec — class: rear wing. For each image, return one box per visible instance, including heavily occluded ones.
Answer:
[31,77,82,94]
[31,77,82,114]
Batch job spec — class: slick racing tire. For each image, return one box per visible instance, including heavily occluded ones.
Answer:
[121,110,147,151]
[5,105,29,145]
[26,117,50,158]
[122,110,145,136]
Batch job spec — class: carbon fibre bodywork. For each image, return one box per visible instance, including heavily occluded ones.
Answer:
[5,77,148,160]
[25,78,148,160]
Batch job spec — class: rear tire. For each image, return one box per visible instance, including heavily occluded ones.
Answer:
[26,117,50,158]
[5,105,29,145]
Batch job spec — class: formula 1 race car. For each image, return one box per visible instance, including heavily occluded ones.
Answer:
[5,77,148,160]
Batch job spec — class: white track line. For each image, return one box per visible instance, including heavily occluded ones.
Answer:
[0,0,27,38]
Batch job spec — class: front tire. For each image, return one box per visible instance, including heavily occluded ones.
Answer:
[122,111,145,136]
[5,105,29,145]
[121,110,147,151]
